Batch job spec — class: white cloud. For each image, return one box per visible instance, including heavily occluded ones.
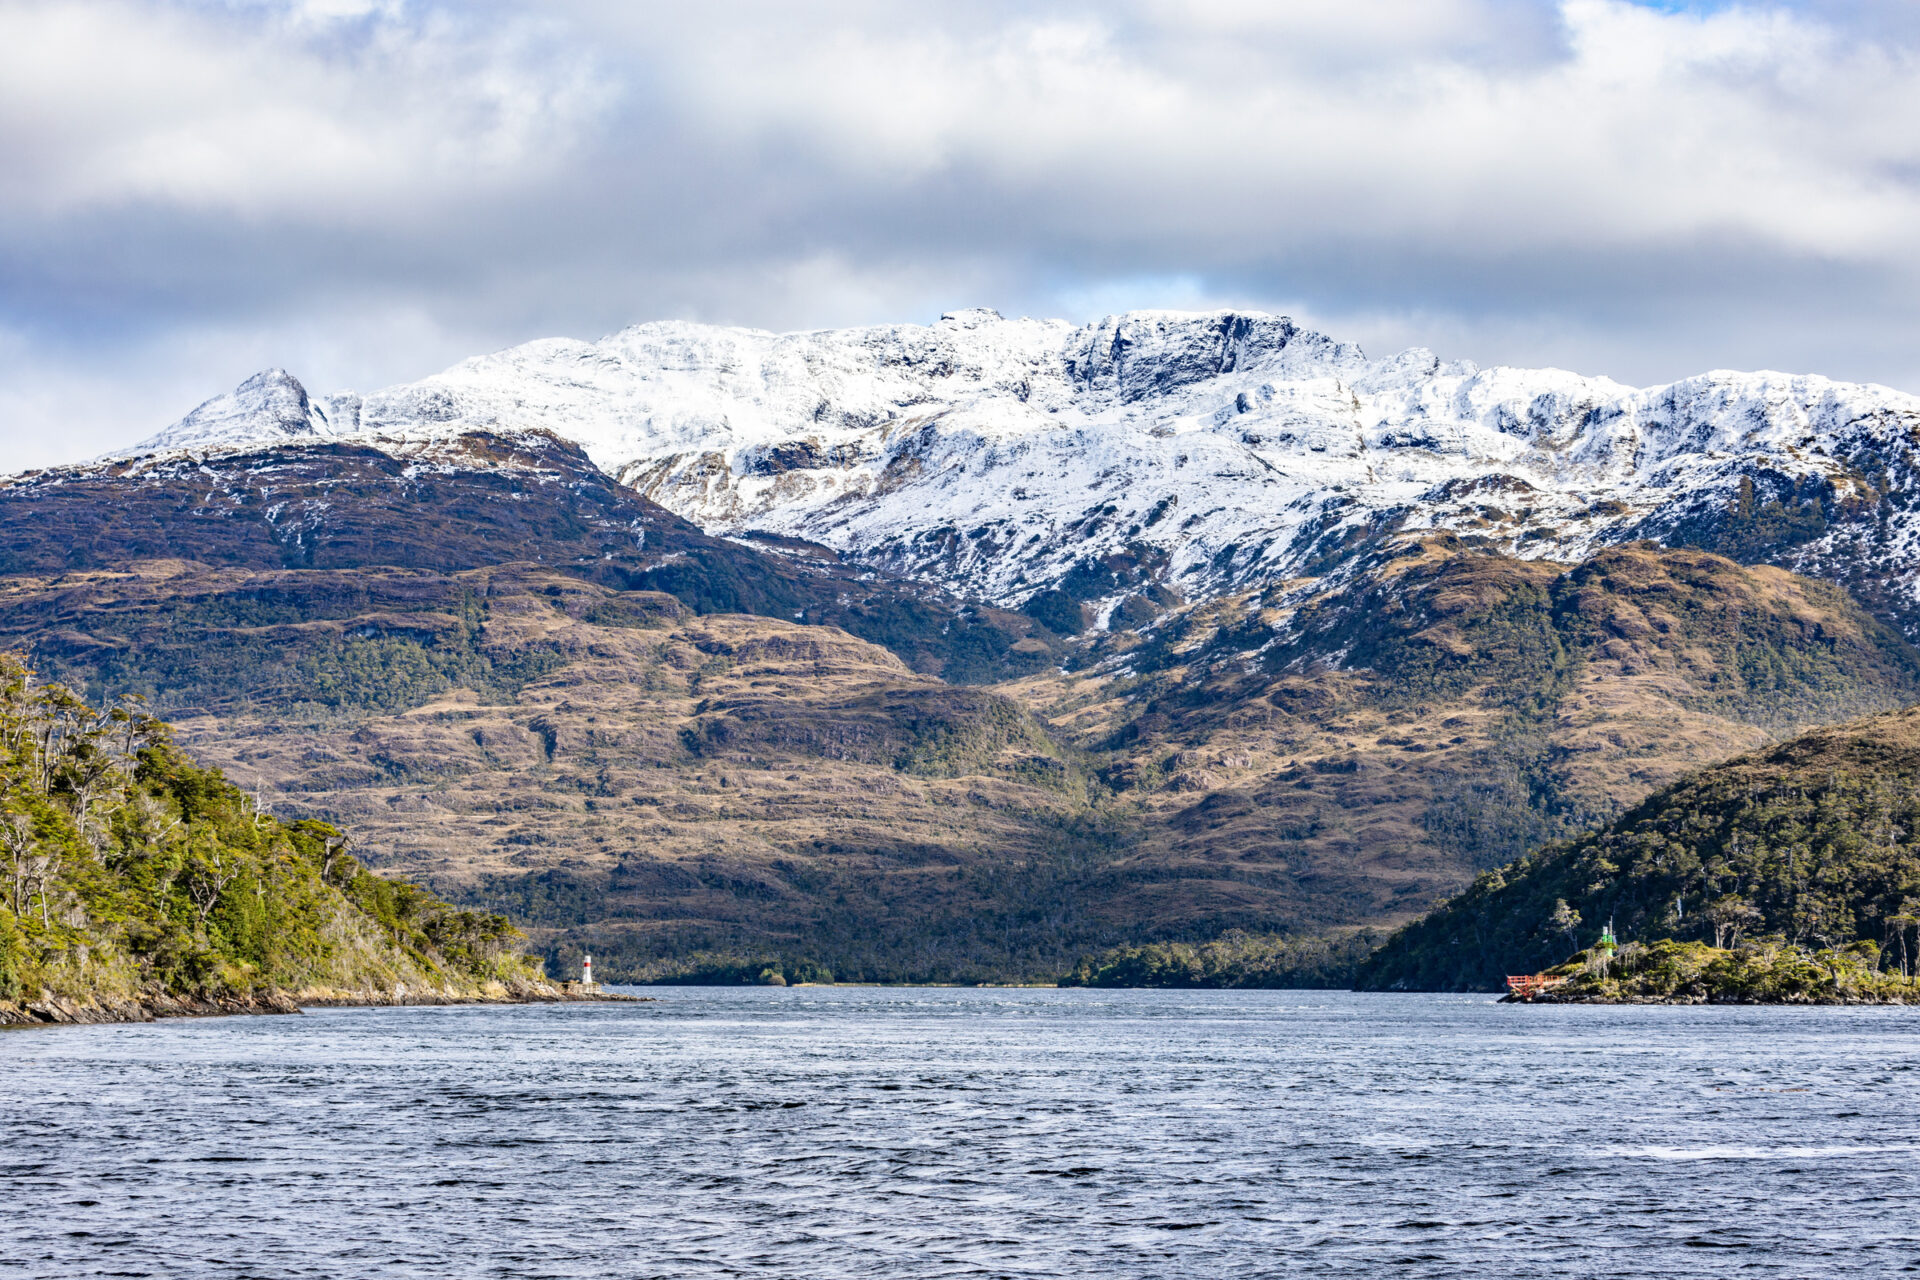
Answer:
[0,0,606,217]
[5,0,1920,470]
[633,0,1920,258]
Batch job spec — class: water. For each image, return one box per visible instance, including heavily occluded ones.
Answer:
[4,988,1918,1279]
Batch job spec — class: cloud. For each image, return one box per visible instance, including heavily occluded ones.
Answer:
[0,0,605,217]
[641,0,1920,258]
[4,0,1920,470]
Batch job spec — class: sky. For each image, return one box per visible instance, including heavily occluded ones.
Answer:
[5,0,1920,471]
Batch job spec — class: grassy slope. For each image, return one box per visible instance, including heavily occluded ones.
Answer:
[0,655,552,1024]
[7,562,1104,983]
[8,537,1920,985]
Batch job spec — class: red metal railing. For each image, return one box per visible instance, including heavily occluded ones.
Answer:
[1506,974,1569,999]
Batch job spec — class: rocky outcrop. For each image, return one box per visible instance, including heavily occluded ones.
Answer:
[0,981,640,1029]
[1,990,301,1027]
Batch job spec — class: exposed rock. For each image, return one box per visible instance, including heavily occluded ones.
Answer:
[108,309,1920,639]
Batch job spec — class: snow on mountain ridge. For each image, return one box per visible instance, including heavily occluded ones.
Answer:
[158,369,325,450]
[127,309,1920,630]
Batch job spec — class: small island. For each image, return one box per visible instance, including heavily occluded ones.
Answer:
[1512,937,1918,1004]
[0,655,629,1029]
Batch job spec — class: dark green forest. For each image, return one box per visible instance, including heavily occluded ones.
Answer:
[1360,704,1920,992]
[0,654,543,1018]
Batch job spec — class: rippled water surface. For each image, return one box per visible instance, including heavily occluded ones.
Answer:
[6,988,1920,1278]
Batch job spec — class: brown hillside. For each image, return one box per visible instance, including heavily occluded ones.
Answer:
[1010,539,1920,929]
[0,434,1061,683]
[4,560,1108,977]
[5,535,1915,980]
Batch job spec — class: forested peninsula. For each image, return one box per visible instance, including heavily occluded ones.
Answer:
[0,655,594,1028]
[1360,703,1920,1002]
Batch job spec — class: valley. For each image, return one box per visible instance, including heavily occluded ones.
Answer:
[4,529,1912,981]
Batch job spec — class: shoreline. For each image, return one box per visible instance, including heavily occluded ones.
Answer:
[1511,994,1916,1006]
[1,983,648,1030]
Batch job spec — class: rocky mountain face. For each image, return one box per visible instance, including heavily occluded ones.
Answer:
[128,309,1920,638]
[0,431,1059,684]
[5,310,1920,980]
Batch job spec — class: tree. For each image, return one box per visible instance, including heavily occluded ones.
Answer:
[1705,895,1763,948]
[184,845,242,933]
[1,811,33,917]
[0,809,61,929]
[1550,898,1582,951]
[320,832,354,887]
[1889,900,1920,979]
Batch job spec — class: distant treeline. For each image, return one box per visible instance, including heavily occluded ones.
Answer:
[569,930,1384,989]
[1060,929,1388,989]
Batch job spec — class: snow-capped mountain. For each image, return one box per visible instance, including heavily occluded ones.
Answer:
[128,309,1920,632]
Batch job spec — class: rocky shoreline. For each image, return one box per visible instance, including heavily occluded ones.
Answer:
[1514,992,1915,1006]
[1,981,646,1029]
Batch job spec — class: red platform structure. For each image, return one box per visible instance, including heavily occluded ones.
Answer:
[1506,974,1569,999]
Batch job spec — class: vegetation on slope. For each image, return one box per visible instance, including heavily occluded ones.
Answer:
[1528,938,1920,1004]
[1059,929,1386,989]
[10,512,1920,986]
[0,654,544,1021]
[1057,539,1920,919]
[1358,704,1920,992]
[0,434,1064,684]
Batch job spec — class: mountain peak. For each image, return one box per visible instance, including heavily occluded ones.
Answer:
[111,311,1920,639]
[137,368,320,454]
[937,307,1004,326]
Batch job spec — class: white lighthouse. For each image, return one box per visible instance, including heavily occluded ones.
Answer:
[581,953,595,989]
